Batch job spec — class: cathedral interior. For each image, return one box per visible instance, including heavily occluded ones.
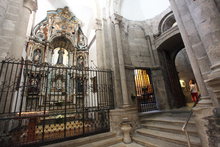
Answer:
[0,0,220,147]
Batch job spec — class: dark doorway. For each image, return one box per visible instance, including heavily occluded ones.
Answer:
[175,49,196,105]
[158,33,187,108]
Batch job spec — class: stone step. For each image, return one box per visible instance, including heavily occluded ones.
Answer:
[42,132,117,147]
[136,128,201,147]
[78,136,122,147]
[141,116,195,127]
[109,142,144,147]
[139,111,191,119]
[133,134,186,147]
[141,122,198,136]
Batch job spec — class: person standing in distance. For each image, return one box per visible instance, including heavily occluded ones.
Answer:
[189,80,199,103]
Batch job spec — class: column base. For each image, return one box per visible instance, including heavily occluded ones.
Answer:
[110,107,140,136]
[197,96,212,106]
[193,106,214,147]
[205,69,220,105]
[120,104,131,108]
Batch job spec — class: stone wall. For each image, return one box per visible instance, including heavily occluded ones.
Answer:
[121,20,152,67]
[118,9,176,109]
[214,0,220,11]
[169,0,220,146]
[0,0,37,61]
[0,0,23,60]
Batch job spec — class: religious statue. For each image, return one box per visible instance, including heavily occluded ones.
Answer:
[77,56,84,67]
[33,49,41,62]
[56,78,63,90]
[59,6,72,20]
[57,49,65,64]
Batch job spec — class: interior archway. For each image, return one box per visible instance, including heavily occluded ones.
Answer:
[157,33,187,108]
[50,36,74,52]
[175,49,196,104]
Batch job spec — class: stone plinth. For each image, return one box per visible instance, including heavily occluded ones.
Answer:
[110,107,140,136]
[121,121,132,144]
[193,106,214,147]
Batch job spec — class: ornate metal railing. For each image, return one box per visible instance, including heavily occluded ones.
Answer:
[137,94,157,112]
[182,100,199,147]
[0,58,114,146]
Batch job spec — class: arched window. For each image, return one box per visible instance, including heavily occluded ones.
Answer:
[162,15,176,32]
[158,12,177,33]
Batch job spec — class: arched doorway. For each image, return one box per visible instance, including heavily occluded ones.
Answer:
[157,33,187,108]
[175,49,196,105]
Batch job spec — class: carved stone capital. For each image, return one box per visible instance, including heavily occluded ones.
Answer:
[112,0,121,14]
[95,19,102,31]
[23,0,38,12]
[111,13,123,25]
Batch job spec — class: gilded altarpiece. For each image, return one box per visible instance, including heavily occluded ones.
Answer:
[25,7,89,109]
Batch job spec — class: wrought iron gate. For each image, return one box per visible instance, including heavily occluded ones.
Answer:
[0,59,114,146]
[134,69,157,112]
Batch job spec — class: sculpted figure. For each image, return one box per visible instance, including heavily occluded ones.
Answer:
[57,49,65,64]
[33,49,41,62]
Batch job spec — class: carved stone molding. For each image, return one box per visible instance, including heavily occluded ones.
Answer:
[111,13,123,25]
[95,19,102,31]
[23,0,38,12]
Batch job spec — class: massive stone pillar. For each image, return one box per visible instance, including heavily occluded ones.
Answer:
[170,0,220,146]
[112,14,130,107]
[184,0,220,106]
[9,0,37,59]
[169,0,212,106]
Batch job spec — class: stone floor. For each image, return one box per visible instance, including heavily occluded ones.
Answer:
[109,142,144,147]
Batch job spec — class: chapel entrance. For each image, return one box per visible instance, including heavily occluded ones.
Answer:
[157,33,196,108]
[134,69,157,112]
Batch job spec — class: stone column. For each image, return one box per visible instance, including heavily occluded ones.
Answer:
[112,14,130,107]
[0,0,21,60]
[105,15,123,108]
[68,51,73,66]
[169,0,212,106]
[185,0,220,69]
[184,0,220,105]
[145,35,156,66]
[95,19,105,68]
[169,0,216,146]
[10,0,37,59]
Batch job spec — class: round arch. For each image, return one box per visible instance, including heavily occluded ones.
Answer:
[50,36,75,52]
[157,33,186,108]
[158,12,177,34]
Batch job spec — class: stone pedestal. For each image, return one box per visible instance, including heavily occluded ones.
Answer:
[110,107,140,136]
[193,106,214,147]
[121,121,132,144]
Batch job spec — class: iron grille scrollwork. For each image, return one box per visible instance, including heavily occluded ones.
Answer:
[0,59,114,146]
